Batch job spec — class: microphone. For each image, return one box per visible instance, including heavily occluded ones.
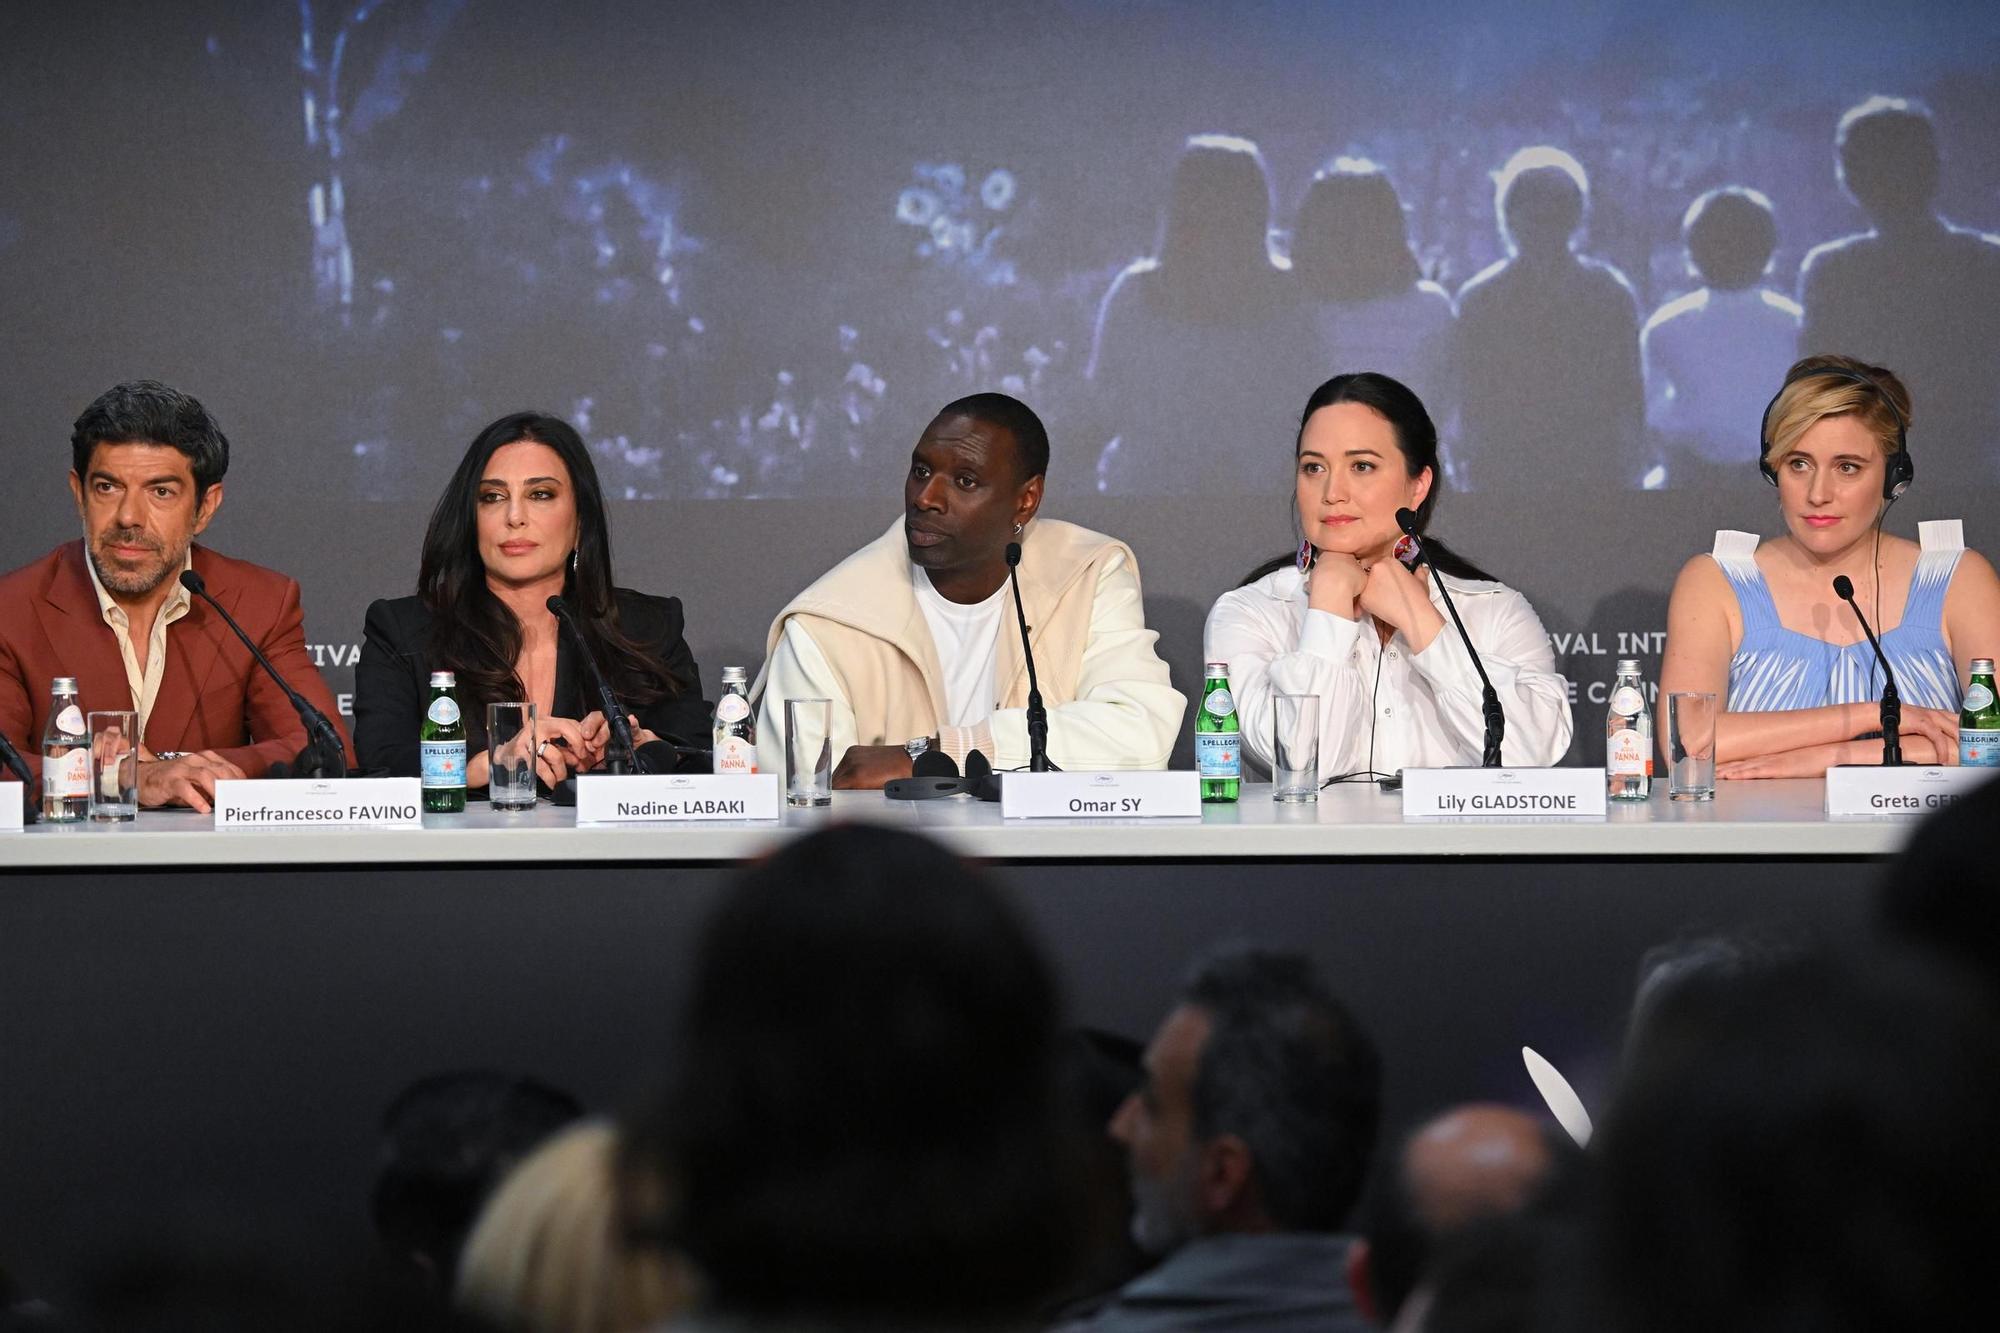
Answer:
[546,595,650,775]
[1833,574,1903,766]
[179,569,346,779]
[0,725,38,824]
[1005,541,1054,773]
[1394,510,1504,768]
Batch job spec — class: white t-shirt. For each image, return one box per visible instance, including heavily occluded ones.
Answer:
[912,564,1010,729]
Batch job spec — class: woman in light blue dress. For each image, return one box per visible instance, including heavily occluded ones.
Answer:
[1659,355,2000,777]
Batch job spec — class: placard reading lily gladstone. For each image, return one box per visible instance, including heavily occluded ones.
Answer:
[215,778,423,828]
[575,773,781,824]
[1401,767,1607,819]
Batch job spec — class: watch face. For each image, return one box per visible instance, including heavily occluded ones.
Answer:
[906,738,928,759]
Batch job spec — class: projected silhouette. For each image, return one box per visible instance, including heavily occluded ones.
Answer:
[1454,147,1643,492]
[1643,187,1801,489]
[1292,160,1459,484]
[1087,134,1313,493]
[1800,96,2000,481]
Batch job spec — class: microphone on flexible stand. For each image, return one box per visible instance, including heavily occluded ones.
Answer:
[1394,510,1504,768]
[178,570,347,778]
[0,726,38,823]
[1833,574,1902,766]
[1005,541,1055,772]
[546,595,651,775]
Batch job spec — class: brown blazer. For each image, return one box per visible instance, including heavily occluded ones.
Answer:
[0,541,353,784]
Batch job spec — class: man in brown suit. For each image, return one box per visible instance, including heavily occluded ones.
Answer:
[0,381,352,811]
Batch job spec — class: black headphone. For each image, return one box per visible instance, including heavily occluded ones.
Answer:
[1758,363,1913,501]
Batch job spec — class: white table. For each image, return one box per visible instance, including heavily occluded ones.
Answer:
[0,780,1928,867]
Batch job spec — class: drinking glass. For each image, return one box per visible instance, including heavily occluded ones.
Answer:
[1272,693,1320,803]
[785,698,833,807]
[487,702,538,811]
[87,710,138,821]
[1668,691,1717,801]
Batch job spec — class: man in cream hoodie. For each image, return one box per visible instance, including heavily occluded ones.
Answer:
[753,393,1185,787]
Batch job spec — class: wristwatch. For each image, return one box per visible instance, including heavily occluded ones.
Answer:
[905,736,930,763]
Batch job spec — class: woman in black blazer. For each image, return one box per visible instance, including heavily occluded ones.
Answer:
[355,411,709,787]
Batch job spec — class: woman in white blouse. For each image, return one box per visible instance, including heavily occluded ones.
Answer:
[1205,371,1574,781]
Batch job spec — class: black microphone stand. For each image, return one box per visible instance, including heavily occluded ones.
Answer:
[1833,575,1902,766]
[1395,511,1503,767]
[179,570,346,778]
[1004,542,1052,772]
[546,595,649,774]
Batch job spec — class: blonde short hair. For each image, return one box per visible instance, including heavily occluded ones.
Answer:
[1763,354,1912,464]
[455,1121,689,1333]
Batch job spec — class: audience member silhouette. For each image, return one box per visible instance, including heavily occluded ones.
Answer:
[1879,778,2000,997]
[1592,948,2000,1332]
[1293,160,1459,485]
[454,1121,688,1333]
[369,1071,584,1296]
[1800,96,2000,482]
[1454,147,1644,492]
[1042,1030,1157,1325]
[1088,134,1315,494]
[1345,1105,1577,1327]
[627,824,1084,1331]
[1065,945,1381,1333]
[1643,187,1801,489]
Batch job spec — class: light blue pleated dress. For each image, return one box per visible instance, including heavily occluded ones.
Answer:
[1713,521,1964,713]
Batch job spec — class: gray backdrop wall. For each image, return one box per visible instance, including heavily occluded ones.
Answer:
[5,0,1999,765]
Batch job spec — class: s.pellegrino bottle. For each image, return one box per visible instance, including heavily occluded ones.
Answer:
[421,670,467,813]
[1959,658,2000,767]
[1606,658,1652,800]
[41,676,90,823]
[713,666,757,774]
[1196,661,1241,804]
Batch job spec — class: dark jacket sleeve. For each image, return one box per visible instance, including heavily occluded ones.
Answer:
[616,590,712,757]
[354,598,427,777]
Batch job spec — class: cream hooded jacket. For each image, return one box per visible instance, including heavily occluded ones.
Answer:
[752,518,1186,775]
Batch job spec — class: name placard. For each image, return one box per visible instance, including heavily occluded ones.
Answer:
[1825,764,1992,817]
[0,782,22,831]
[215,777,423,828]
[1402,767,1607,819]
[575,773,781,823]
[1001,770,1201,819]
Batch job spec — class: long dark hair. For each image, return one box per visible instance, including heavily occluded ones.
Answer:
[1149,134,1285,322]
[1292,162,1423,304]
[1245,372,1497,584]
[418,411,679,711]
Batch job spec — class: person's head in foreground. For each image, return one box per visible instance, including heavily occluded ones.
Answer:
[1111,944,1382,1255]
[630,823,1084,1328]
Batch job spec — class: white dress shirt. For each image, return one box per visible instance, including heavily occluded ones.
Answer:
[1204,565,1574,778]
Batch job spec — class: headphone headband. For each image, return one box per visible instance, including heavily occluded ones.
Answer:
[1757,363,1913,500]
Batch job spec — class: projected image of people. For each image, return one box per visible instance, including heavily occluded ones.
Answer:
[1799,96,2000,485]
[11,2,2000,506]
[1292,161,1458,486]
[1454,148,1644,493]
[1086,135,1314,495]
[1643,188,1801,491]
